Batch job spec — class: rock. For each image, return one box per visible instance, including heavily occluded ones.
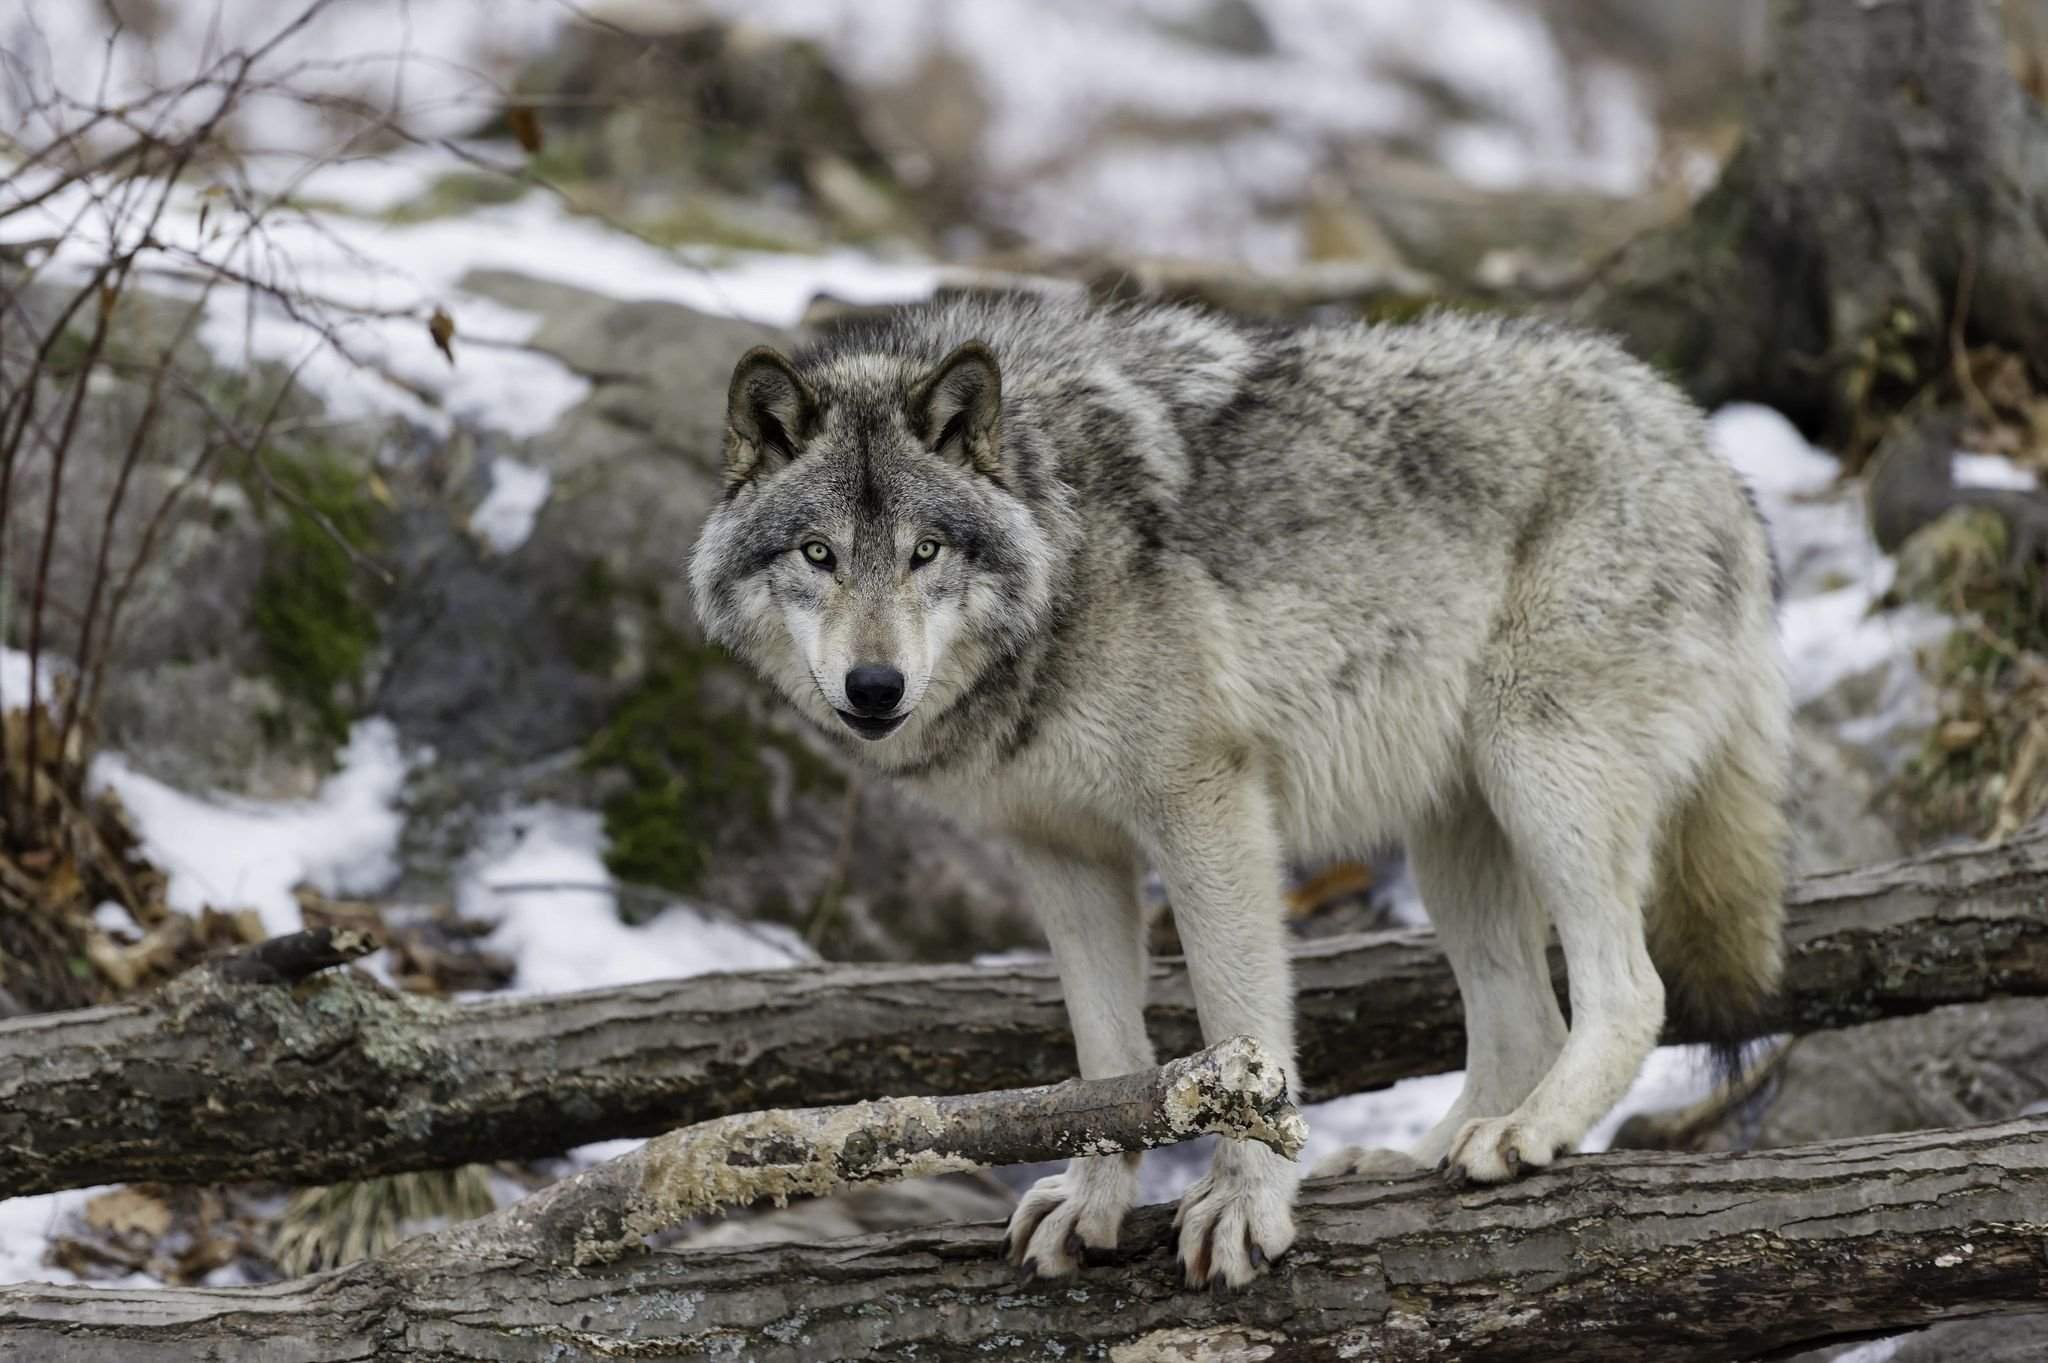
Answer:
[0,271,381,800]
[1146,0,1276,56]
[1668,998,2048,1155]
[483,12,915,249]
[1786,720,1907,875]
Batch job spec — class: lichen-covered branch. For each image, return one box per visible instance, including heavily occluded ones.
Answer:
[4,826,2048,1197]
[407,1035,1302,1271]
[4,1116,2045,1362]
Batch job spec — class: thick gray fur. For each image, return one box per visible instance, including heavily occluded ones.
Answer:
[690,292,1789,1290]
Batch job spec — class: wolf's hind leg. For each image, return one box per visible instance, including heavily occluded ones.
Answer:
[1004,847,1152,1278]
[1442,736,1666,1184]
[1312,796,1565,1179]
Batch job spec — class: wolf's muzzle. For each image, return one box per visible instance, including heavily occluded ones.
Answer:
[838,664,907,739]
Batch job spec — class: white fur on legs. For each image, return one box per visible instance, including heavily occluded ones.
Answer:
[1315,797,1568,1181]
[1150,762,1300,1288]
[1444,749,1667,1184]
[1002,847,1153,1276]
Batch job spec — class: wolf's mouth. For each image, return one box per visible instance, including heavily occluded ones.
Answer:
[835,709,906,740]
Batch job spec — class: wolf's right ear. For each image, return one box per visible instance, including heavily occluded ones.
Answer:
[724,347,818,489]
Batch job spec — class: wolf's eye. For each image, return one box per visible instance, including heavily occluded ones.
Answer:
[800,540,835,568]
[911,539,940,567]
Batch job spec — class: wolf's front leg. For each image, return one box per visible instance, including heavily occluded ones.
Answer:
[1004,846,1154,1278]
[1151,763,1299,1289]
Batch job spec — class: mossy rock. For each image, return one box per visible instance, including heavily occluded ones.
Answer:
[585,629,842,913]
[247,443,388,748]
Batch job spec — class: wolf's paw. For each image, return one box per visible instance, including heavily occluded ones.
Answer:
[1173,1146,1296,1290]
[1006,1155,1137,1278]
[1440,1116,1567,1185]
[1309,1145,1426,1180]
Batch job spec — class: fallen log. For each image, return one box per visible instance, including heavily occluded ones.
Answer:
[3,827,2047,1197]
[3,1115,2043,1362]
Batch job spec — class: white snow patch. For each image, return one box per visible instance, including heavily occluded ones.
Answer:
[459,806,809,996]
[1954,451,2040,492]
[470,457,552,554]
[1295,1072,1468,1178]
[0,1187,154,1288]
[90,720,410,937]
[1710,404,1946,752]
[0,647,70,710]
[3,169,928,444]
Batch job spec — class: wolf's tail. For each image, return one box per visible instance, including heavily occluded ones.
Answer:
[1645,696,1790,1075]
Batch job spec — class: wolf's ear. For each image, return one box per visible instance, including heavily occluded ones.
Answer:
[725,347,818,489]
[909,341,1002,477]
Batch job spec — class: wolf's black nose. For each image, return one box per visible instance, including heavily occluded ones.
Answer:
[844,665,905,715]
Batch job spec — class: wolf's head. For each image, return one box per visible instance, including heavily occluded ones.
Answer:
[689,334,1056,764]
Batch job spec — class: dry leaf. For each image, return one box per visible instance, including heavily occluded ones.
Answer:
[506,104,544,155]
[85,1187,172,1239]
[1286,860,1374,918]
[428,307,456,365]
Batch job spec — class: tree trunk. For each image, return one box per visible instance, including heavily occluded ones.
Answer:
[5,826,2048,1198]
[3,1116,2043,1362]
[1579,0,2048,448]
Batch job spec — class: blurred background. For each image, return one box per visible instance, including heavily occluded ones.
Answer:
[1,3,2044,1354]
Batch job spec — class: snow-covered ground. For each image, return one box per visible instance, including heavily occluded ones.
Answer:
[0,0,2008,1307]
[7,0,1658,271]
[707,0,1658,264]
[0,188,1979,1306]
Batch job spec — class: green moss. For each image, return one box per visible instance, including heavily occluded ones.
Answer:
[247,445,386,746]
[383,169,529,224]
[629,200,814,254]
[562,559,628,675]
[585,629,840,908]
[43,324,97,378]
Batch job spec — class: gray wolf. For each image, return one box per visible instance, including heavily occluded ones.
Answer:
[688,291,1788,1289]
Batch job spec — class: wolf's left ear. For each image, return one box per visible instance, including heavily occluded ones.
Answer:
[909,341,1002,477]
[725,346,818,489]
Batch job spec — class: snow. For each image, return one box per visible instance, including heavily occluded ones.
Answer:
[0,1187,154,1289]
[1709,404,1946,745]
[1,175,937,439]
[704,0,1658,265]
[0,647,66,710]
[458,806,808,997]
[1954,451,2040,492]
[89,720,411,938]
[469,456,552,554]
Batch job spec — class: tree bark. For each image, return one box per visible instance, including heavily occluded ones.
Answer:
[5,826,2048,1198]
[1578,0,2048,448]
[3,1116,2044,1362]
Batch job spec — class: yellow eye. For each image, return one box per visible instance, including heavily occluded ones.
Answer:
[912,539,940,564]
[801,540,834,567]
